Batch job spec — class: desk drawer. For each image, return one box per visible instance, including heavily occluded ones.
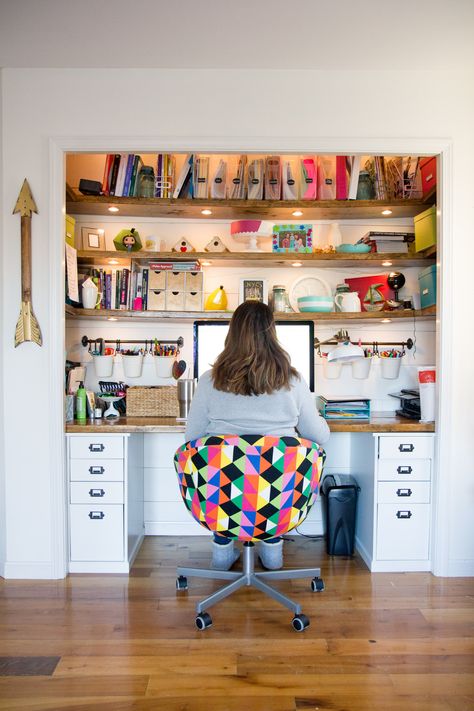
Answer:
[69,436,124,460]
[70,459,124,482]
[377,459,431,482]
[70,481,124,504]
[377,481,430,504]
[70,504,124,561]
[378,436,433,461]
[376,504,430,560]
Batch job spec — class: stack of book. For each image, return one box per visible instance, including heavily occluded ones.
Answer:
[317,396,371,420]
[155,154,175,198]
[358,231,415,253]
[102,154,143,197]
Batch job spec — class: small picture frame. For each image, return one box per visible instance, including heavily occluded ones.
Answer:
[80,227,105,251]
[272,224,313,253]
[239,278,268,305]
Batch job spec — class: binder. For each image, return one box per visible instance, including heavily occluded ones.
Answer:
[229,155,247,199]
[193,156,209,199]
[336,156,349,200]
[247,158,264,200]
[210,159,227,199]
[317,156,336,200]
[264,155,281,200]
[282,160,298,200]
[300,157,317,199]
[348,156,362,200]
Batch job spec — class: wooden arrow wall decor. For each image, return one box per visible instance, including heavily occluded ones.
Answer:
[13,179,43,347]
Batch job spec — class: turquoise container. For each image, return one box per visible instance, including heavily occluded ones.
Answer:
[418,265,437,309]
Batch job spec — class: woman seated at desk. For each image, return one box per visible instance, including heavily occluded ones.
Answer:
[185,301,330,571]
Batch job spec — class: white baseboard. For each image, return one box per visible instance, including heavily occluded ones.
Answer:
[69,561,131,573]
[447,559,474,577]
[369,559,432,573]
[2,561,57,579]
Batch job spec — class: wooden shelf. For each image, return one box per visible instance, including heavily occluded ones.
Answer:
[66,187,436,221]
[76,249,436,269]
[65,304,436,323]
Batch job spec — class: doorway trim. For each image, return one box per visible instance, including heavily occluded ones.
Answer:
[50,135,453,578]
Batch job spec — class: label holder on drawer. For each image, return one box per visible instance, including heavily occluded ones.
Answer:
[396,488,412,497]
[88,511,105,519]
[396,510,412,519]
[89,466,105,475]
[397,465,413,475]
[398,443,415,452]
[89,443,105,452]
[89,489,105,498]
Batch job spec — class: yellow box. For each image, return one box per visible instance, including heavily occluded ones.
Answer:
[415,205,436,252]
[65,214,76,247]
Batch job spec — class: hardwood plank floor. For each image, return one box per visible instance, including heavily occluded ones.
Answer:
[0,536,473,710]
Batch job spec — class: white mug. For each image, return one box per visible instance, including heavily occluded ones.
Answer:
[82,279,101,309]
[335,291,361,313]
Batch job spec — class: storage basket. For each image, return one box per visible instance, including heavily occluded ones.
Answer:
[126,386,179,417]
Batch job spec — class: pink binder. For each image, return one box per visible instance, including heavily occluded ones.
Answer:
[336,156,349,200]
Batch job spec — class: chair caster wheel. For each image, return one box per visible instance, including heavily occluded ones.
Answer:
[311,577,325,592]
[292,614,310,632]
[196,612,212,630]
[176,575,188,590]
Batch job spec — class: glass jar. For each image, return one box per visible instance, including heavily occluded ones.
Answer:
[356,171,375,200]
[138,165,155,198]
[272,285,289,313]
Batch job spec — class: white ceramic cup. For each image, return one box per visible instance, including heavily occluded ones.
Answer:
[82,287,102,309]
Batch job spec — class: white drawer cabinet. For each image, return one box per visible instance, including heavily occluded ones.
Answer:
[67,433,144,573]
[354,432,435,573]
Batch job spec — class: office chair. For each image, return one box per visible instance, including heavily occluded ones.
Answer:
[174,434,326,631]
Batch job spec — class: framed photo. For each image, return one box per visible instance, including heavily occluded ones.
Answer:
[239,278,268,305]
[272,224,313,253]
[80,227,105,251]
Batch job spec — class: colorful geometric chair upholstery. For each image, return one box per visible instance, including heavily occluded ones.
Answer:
[174,434,326,631]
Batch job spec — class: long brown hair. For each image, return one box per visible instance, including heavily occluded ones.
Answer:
[211,301,299,395]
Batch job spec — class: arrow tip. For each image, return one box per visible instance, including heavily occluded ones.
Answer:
[13,179,38,217]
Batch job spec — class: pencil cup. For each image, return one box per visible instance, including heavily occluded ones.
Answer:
[93,354,114,378]
[154,355,175,378]
[122,354,143,378]
[322,359,342,379]
[352,357,372,380]
[380,356,402,379]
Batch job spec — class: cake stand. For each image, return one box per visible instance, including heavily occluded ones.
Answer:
[98,394,124,419]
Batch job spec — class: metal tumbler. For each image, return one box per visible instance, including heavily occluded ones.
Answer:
[177,379,196,419]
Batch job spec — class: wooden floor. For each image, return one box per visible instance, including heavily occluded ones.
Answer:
[1,537,474,711]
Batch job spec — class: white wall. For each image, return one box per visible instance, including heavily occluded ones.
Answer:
[0,70,5,571]
[1,68,473,577]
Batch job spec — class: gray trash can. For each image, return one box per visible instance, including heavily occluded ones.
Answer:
[320,474,359,556]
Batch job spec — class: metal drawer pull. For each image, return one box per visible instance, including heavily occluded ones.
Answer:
[89,466,105,475]
[396,488,412,497]
[397,465,413,475]
[88,511,105,519]
[89,443,105,452]
[89,489,105,497]
[396,510,412,519]
[398,443,414,452]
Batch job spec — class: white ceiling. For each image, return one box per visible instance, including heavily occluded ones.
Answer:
[1,0,473,70]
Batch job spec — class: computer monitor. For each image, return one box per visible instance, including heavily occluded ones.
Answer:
[193,320,315,391]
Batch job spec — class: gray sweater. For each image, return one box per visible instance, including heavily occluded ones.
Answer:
[185,370,330,445]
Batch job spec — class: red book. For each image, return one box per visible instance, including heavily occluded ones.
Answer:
[101,154,114,195]
[336,156,348,200]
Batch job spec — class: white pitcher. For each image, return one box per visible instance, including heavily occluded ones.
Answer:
[82,278,101,309]
[334,291,361,312]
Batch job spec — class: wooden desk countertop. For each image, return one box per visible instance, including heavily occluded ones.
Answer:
[65,413,435,434]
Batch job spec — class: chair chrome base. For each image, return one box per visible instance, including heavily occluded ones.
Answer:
[176,542,324,630]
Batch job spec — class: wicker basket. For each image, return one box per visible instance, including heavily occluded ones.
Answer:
[126,386,179,417]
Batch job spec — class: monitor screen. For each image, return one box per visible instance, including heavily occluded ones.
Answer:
[193,320,315,391]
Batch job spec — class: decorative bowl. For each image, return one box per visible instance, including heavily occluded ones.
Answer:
[364,302,385,312]
[336,243,371,253]
[297,295,334,313]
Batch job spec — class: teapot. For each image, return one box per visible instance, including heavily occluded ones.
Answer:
[82,277,101,309]
[334,290,361,313]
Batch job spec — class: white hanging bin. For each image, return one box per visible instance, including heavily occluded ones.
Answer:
[380,356,402,379]
[322,358,342,379]
[154,355,175,378]
[93,354,114,378]
[352,357,372,380]
[122,354,143,378]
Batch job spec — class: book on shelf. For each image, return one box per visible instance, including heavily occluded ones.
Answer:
[193,156,209,199]
[336,156,350,200]
[155,153,175,198]
[101,154,115,195]
[348,156,362,200]
[264,155,281,200]
[142,269,149,309]
[108,154,121,196]
[361,231,415,241]
[114,153,128,197]
[122,154,135,197]
[148,260,201,271]
[173,153,194,199]
[247,158,264,200]
[210,159,227,199]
